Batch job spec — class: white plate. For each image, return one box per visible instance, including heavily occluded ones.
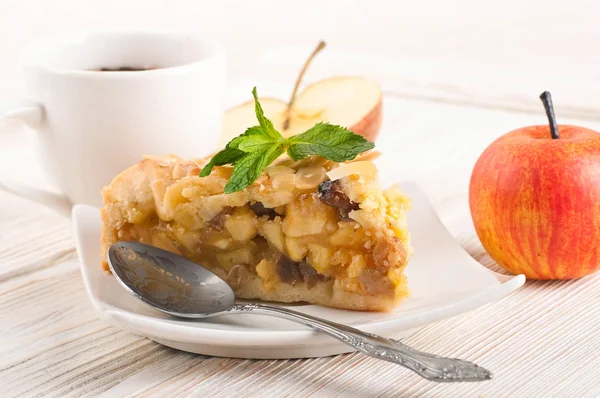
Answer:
[73,182,525,359]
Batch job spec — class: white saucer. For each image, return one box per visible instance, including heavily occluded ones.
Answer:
[73,182,525,359]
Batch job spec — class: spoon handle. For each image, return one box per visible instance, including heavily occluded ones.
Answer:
[229,303,492,382]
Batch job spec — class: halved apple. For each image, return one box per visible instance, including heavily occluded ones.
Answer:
[221,76,382,146]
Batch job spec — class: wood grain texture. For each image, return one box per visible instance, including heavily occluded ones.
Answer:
[1,89,600,398]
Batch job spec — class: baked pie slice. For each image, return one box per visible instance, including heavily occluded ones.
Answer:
[101,153,412,311]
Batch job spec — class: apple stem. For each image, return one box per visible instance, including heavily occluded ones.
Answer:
[283,41,326,131]
[539,91,559,139]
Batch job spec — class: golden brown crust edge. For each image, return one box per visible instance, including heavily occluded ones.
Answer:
[101,156,176,271]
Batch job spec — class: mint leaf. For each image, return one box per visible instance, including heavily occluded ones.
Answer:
[252,87,283,141]
[228,126,265,150]
[287,123,374,161]
[224,143,284,193]
[235,133,279,153]
[199,146,244,177]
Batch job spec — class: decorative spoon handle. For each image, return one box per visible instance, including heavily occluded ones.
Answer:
[227,303,492,382]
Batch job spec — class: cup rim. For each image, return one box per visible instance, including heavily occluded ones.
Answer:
[20,30,225,77]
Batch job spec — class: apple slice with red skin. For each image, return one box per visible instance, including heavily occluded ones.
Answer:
[221,41,382,146]
[221,76,382,146]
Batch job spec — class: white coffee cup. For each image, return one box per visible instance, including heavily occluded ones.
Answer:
[0,31,226,214]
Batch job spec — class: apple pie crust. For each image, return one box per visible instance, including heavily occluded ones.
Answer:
[101,154,412,311]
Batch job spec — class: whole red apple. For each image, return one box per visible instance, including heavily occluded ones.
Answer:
[469,92,600,279]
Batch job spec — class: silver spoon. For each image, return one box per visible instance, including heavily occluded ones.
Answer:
[107,241,492,382]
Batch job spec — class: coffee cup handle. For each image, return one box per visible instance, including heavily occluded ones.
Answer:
[0,100,72,217]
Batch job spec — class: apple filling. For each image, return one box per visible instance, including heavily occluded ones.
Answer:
[101,154,412,311]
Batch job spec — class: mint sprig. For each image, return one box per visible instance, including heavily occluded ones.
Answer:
[200,87,375,193]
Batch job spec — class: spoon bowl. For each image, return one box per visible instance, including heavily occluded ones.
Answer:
[108,241,235,316]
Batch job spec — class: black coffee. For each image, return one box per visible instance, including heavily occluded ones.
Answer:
[94,66,157,72]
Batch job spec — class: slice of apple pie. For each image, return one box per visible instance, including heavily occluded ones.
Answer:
[101,154,412,311]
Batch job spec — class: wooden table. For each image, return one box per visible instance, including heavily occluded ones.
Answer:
[1,54,600,397]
